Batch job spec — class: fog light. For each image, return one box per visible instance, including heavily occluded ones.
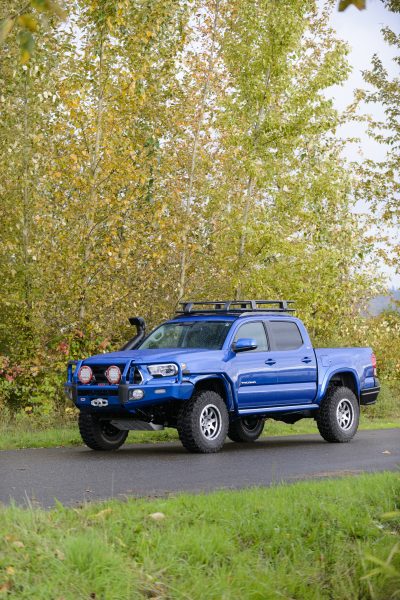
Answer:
[129,389,144,400]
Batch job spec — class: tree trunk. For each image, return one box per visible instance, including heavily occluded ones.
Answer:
[177,0,220,302]
[79,34,105,323]
[22,71,32,332]
[235,68,271,300]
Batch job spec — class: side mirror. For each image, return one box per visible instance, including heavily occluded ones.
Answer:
[233,338,258,352]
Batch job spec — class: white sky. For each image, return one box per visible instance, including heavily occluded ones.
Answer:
[323,0,400,287]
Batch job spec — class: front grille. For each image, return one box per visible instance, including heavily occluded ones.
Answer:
[91,364,126,385]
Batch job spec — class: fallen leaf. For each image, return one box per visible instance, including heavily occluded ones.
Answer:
[12,541,24,548]
[0,581,12,593]
[55,549,65,560]
[149,512,166,521]
[92,508,112,519]
[5,567,15,575]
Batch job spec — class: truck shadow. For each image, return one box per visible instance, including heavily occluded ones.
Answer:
[75,435,329,458]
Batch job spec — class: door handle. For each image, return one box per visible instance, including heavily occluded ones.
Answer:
[265,358,276,365]
[302,357,312,364]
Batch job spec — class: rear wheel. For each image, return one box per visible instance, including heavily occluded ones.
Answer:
[228,417,264,443]
[78,413,128,451]
[316,385,359,443]
[177,390,229,453]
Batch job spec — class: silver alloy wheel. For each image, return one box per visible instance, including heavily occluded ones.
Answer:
[200,404,222,440]
[336,399,354,430]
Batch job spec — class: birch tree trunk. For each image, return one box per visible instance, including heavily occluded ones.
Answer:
[177,0,220,302]
[22,70,32,329]
[79,33,105,323]
[235,68,271,299]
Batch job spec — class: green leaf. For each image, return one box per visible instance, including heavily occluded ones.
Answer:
[17,14,39,33]
[18,30,34,64]
[31,0,67,20]
[338,0,366,11]
[0,18,14,45]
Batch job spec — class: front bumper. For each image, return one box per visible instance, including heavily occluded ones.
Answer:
[65,377,194,415]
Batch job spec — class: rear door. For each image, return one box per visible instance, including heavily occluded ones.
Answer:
[265,319,317,405]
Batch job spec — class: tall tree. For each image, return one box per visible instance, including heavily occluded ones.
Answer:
[356,24,399,278]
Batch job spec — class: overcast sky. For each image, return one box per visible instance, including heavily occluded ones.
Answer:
[322,0,399,288]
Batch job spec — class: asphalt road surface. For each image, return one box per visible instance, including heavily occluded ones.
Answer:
[1,428,399,508]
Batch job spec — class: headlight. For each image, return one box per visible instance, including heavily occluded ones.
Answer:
[78,365,93,384]
[148,363,178,377]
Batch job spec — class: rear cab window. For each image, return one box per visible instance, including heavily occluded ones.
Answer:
[267,320,303,351]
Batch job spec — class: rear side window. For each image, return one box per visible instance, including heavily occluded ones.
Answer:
[233,321,269,351]
[268,321,303,351]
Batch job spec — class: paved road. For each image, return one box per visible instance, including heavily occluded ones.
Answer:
[0,429,399,508]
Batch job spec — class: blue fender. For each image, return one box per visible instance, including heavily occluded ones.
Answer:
[318,368,361,403]
[187,373,236,412]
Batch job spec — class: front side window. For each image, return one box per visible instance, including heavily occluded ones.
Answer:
[233,321,269,352]
[268,321,303,351]
[138,321,233,350]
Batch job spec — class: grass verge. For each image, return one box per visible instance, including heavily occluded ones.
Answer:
[0,415,399,451]
[0,473,399,599]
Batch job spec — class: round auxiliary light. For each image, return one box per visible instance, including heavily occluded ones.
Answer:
[129,389,144,401]
[78,365,93,384]
[105,365,121,384]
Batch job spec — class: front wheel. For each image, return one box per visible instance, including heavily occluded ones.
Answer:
[177,390,229,453]
[228,417,264,443]
[316,385,359,443]
[78,413,128,450]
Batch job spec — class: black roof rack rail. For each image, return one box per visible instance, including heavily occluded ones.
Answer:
[177,300,295,315]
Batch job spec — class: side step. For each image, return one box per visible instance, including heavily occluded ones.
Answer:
[238,403,319,415]
[111,420,164,431]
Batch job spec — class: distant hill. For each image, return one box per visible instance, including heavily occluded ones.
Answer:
[368,291,400,316]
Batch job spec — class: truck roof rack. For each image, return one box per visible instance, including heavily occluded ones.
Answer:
[177,300,295,315]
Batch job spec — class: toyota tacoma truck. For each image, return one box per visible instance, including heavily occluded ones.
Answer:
[65,300,380,453]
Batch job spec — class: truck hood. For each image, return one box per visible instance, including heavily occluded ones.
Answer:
[83,348,223,365]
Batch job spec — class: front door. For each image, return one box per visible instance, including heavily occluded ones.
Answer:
[230,320,277,410]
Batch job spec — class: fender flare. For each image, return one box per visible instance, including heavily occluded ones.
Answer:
[187,373,236,411]
[318,368,360,403]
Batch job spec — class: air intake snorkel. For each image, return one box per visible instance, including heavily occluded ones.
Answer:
[120,317,146,350]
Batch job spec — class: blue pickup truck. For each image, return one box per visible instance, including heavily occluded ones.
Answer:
[65,300,380,453]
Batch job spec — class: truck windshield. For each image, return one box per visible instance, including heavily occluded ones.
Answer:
[138,321,233,350]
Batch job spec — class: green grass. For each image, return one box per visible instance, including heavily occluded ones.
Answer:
[0,473,399,599]
[0,415,398,451]
[1,379,399,451]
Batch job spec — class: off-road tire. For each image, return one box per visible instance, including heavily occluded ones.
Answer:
[177,390,229,453]
[78,413,128,451]
[228,417,264,443]
[316,385,359,443]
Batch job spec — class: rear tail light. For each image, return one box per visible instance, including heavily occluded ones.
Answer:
[105,365,121,384]
[371,353,377,377]
[78,365,93,384]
